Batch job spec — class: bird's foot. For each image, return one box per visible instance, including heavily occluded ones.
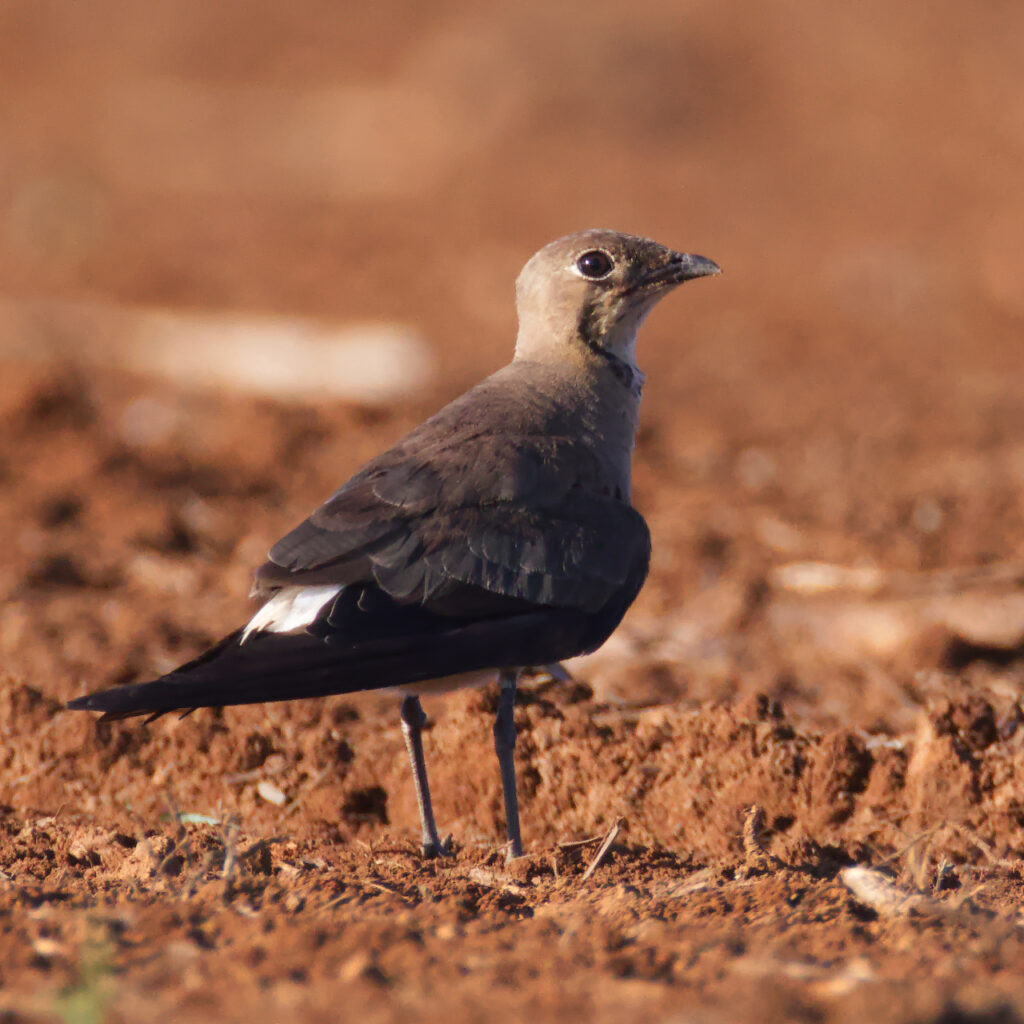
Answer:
[540,662,573,682]
[503,838,524,863]
[421,835,454,860]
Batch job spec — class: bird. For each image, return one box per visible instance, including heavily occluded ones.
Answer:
[68,230,720,860]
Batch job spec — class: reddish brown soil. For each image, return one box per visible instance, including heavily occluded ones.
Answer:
[3,2,1024,1022]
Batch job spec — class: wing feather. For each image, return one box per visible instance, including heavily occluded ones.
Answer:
[257,433,648,616]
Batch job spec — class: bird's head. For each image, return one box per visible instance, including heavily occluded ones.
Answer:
[514,230,720,382]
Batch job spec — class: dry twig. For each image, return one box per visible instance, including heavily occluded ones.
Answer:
[580,818,622,882]
[558,832,606,851]
[841,866,934,917]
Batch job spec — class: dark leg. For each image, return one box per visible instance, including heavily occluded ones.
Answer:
[400,695,446,857]
[493,669,523,860]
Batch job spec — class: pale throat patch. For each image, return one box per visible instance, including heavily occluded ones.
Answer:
[596,304,651,399]
[604,299,655,369]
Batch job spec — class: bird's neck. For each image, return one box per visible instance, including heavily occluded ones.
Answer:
[584,358,644,502]
[504,351,644,501]
[515,316,645,401]
[579,341,645,398]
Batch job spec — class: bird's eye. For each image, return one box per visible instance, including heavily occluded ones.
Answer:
[575,250,614,280]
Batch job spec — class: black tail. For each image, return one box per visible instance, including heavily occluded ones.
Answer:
[66,606,589,720]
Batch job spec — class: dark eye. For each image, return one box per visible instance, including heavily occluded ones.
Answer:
[576,250,614,279]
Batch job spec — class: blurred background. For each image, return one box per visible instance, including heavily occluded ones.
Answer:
[2,0,1024,724]
[3,1,1021,387]
[4,9,1024,1018]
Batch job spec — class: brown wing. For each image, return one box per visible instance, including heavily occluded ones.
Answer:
[258,431,647,615]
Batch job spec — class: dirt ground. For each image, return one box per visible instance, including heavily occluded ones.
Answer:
[3,2,1024,1022]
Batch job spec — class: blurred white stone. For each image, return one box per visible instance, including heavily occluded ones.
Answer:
[771,561,885,596]
[126,311,435,402]
[929,592,1024,648]
[256,780,287,806]
[769,599,914,660]
[0,296,435,403]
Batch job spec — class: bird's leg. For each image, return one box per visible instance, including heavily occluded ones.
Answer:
[494,669,523,860]
[400,695,446,858]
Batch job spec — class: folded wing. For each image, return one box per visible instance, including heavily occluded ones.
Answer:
[69,413,650,719]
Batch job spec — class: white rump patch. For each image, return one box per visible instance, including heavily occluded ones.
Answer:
[240,584,343,643]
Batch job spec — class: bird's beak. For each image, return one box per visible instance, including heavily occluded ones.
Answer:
[636,252,721,292]
[675,252,721,280]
